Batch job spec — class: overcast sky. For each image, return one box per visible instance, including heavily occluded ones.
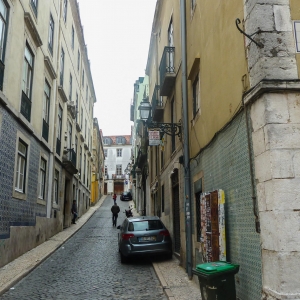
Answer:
[77,0,157,137]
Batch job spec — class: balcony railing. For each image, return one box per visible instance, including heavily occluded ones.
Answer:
[0,60,4,91]
[42,119,49,142]
[62,148,77,174]
[159,46,176,96]
[20,91,31,122]
[151,85,163,121]
[112,174,126,179]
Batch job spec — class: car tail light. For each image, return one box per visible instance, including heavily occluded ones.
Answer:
[122,233,135,240]
[159,230,170,236]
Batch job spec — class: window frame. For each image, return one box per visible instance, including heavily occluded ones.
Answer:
[0,0,9,63]
[22,43,34,99]
[43,79,50,124]
[15,139,27,193]
[117,148,122,157]
[71,25,74,50]
[116,164,122,175]
[63,0,67,23]
[30,0,38,17]
[54,169,59,204]
[293,21,300,53]
[38,157,46,199]
[60,47,64,86]
[69,73,72,101]
[48,13,54,54]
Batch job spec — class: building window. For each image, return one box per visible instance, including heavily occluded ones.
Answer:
[0,0,8,61]
[69,73,72,101]
[0,0,9,91]
[63,0,67,23]
[105,165,108,176]
[116,164,122,175]
[82,69,84,86]
[42,80,50,141]
[116,137,125,144]
[104,149,107,157]
[84,154,86,183]
[60,47,64,86]
[21,44,34,121]
[79,146,82,179]
[84,119,87,139]
[293,21,300,53]
[71,25,74,49]
[77,50,80,71]
[54,170,59,204]
[117,148,122,157]
[15,139,27,193]
[192,75,200,117]
[86,85,88,102]
[48,14,54,54]
[39,158,46,199]
[75,92,78,123]
[80,108,83,129]
[161,185,165,213]
[31,0,38,16]
[56,105,62,155]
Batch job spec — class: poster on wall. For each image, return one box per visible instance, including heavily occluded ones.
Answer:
[200,189,226,262]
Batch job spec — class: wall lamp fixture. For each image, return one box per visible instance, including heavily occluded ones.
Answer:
[138,98,181,138]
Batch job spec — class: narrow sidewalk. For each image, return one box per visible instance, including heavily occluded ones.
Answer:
[0,197,201,300]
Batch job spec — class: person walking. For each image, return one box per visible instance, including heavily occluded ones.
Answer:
[111,202,120,227]
[112,193,117,204]
[71,200,78,224]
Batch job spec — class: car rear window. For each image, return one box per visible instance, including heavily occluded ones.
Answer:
[128,220,164,231]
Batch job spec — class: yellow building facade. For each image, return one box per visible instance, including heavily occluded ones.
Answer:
[142,0,300,299]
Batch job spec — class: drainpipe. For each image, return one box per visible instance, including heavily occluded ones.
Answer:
[180,0,192,279]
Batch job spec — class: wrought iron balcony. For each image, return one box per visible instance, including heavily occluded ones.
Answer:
[159,47,176,96]
[112,174,125,180]
[151,85,163,121]
[62,148,78,175]
[20,91,31,122]
[42,119,49,142]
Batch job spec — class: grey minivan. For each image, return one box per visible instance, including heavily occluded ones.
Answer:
[117,216,172,263]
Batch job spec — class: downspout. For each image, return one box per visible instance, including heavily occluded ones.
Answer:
[180,0,192,278]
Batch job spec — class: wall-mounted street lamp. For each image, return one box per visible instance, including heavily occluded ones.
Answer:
[138,98,181,138]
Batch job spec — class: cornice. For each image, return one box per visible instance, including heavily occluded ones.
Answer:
[24,12,42,47]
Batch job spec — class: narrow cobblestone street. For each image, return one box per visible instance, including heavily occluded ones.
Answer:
[0,196,167,300]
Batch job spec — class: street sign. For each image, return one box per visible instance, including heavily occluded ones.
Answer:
[149,130,160,146]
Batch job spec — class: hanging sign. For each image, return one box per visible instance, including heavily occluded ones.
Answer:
[149,130,161,146]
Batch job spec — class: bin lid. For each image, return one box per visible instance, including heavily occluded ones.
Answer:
[196,261,237,273]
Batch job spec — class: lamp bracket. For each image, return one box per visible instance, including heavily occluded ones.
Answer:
[147,121,181,138]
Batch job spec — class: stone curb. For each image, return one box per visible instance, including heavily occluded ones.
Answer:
[0,195,107,296]
[152,262,175,300]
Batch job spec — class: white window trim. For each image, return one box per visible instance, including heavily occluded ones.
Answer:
[13,132,30,200]
[293,21,300,53]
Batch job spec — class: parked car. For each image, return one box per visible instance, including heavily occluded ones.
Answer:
[120,191,132,201]
[117,216,172,263]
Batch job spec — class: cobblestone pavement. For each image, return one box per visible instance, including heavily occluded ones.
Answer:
[0,195,201,300]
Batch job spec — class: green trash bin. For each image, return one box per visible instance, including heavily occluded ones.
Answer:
[192,261,239,300]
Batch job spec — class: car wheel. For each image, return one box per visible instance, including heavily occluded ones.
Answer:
[120,252,128,264]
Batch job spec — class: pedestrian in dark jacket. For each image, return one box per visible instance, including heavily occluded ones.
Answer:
[71,200,78,224]
[111,202,120,227]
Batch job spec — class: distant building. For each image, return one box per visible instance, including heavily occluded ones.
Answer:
[103,135,132,195]
[91,119,105,205]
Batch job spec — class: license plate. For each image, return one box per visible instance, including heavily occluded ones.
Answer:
[140,236,156,242]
